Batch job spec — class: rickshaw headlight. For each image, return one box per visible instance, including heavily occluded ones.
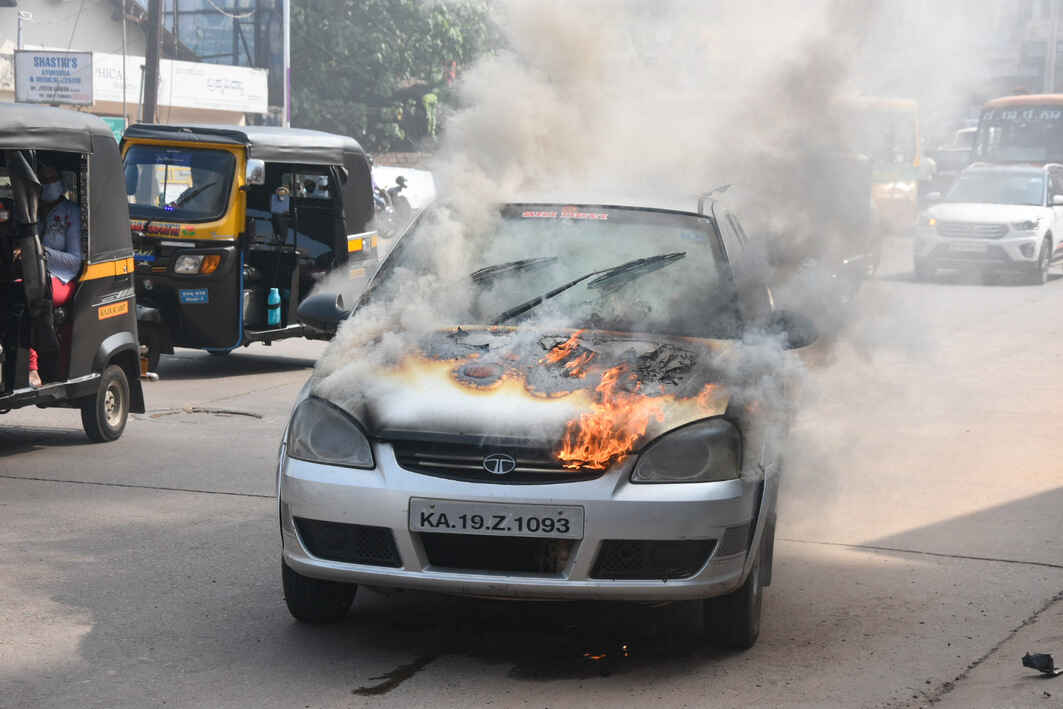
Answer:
[287,397,374,469]
[173,254,204,274]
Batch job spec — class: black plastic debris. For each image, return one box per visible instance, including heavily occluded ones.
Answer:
[1023,652,1063,677]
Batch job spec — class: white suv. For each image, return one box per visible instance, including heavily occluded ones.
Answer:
[914,163,1063,284]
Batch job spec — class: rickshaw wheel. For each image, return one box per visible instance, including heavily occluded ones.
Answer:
[81,365,130,443]
[139,325,164,373]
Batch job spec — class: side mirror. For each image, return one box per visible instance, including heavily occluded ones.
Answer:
[925,191,943,202]
[245,159,266,186]
[1052,194,1063,206]
[297,292,350,339]
[761,309,818,350]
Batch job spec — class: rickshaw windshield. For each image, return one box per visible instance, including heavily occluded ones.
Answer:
[124,145,235,222]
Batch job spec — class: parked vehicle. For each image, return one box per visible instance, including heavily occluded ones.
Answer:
[924,127,975,203]
[914,163,1063,284]
[282,195,819,650]
[120,125,375,369]
[0,104,144,441]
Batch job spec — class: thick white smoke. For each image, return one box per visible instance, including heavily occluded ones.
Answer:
[311,0,1001,487]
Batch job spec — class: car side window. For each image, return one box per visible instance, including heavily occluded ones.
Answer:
[1050,170,1063,201]
[716,210,744,263]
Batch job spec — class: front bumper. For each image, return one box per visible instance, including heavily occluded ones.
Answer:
[278,442,772,601]
[914,227,1044,270]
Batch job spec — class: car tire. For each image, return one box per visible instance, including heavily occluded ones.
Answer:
[1024,238,1051,286]
[282,562,356,624]
[703,553,763,650]
[913,259,935,282]
[81,364,130,443]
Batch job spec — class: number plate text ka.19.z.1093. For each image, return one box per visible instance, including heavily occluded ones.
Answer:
[408,498,584,539]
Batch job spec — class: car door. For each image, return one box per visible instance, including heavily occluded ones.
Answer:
[1049,168,1063,259]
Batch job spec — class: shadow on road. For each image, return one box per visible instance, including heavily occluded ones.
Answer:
[0,425,88,457]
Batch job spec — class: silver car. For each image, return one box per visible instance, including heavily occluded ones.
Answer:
[278,198,815,650]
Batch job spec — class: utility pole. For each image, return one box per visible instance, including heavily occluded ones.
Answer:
[283,0,291,127]
[17,10,31,49]
[1046,0,1061,94]
[143,0,163,123]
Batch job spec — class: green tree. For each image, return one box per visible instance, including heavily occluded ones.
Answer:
[292,0,498,152]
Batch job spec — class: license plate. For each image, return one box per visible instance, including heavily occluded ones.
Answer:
[951,242,987,253]
[409,498,584,539]
[178,288,209,304]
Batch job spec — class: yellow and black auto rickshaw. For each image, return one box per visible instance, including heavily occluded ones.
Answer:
[120,125,375,368]
[0,104,144,441]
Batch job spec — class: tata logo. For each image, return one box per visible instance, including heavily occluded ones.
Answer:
[482,453,517,475]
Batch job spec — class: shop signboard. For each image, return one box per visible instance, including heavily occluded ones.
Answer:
[14,50,93,105]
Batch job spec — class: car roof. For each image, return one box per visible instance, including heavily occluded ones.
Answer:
[504,192,719,217]
[963,163,1048,176]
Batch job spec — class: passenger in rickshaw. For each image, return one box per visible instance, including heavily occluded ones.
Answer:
[24,165,82,387]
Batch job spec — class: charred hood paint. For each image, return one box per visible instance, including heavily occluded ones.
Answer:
[314,327,732,466]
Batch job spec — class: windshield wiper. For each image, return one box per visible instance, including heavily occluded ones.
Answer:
[471,256,558,283]
[491,252,686,325]
[172,181,217,207]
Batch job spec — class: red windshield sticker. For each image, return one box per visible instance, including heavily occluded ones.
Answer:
[522,210,558,218]
[560,207,609,220]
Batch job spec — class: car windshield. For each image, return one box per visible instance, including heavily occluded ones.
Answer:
[124,145,235,222]
[369,205,740,339]
[944,172,1044,206]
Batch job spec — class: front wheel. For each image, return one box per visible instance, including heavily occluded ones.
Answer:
[703,554,763,650]
[1024,238,1051,286]
[81,364,130,442]
[282,562,356,623]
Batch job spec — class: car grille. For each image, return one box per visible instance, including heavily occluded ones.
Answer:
[590,540,716,580]
[935,221,1008,239]
[293,518,402,567]
[392,440,603,484]
[420,532,575,575]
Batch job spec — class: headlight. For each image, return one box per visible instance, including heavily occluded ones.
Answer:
[173,254,204,274]
[918,214,937,227]
[173,253,223,274]
[1011,219,1040,231]
[631,418,741,484]
[287,397,374,468]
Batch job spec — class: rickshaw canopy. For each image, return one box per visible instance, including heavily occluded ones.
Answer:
[0,104,130,263]
[122,124,375,231]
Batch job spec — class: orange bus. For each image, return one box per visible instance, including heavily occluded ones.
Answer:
[973,94,1063,164]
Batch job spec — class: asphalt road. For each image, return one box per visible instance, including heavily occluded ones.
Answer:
[2,238,1062,709]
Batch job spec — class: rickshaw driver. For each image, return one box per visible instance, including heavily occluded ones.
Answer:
[171,166,221,211]
[22,165,83,387]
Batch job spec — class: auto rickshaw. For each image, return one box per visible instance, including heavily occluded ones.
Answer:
[119,125,375,369]
[0,104,144,441]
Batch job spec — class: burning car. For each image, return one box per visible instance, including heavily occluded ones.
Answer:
[279,197,816,649]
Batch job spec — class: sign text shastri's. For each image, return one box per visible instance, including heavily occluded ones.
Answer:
[14,50,93,106]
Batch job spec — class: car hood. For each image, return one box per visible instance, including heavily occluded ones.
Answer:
[311,327,735,468]
[926,202,1049,223]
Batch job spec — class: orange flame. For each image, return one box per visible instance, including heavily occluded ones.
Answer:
[541,330,596,378]
[557,364,665,470]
